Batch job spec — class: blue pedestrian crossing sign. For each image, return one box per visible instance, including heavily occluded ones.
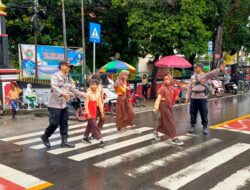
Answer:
[89,22,101,43]
[208,41,213,54]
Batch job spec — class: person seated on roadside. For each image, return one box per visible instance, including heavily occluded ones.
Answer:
[8,82,22,120]
[25,83,37,109]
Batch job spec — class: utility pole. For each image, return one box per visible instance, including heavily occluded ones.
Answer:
[34,0,38,82]
[61,0,67,60]
[81,0,87,89]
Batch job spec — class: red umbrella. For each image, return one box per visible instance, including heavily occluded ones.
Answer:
[155,55,192,68]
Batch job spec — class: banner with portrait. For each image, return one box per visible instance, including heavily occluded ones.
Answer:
[20,44,83,79]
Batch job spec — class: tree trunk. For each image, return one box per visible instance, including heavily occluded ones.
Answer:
[150,55,160,99]
[212,23,224,69]
[187,54,196,65]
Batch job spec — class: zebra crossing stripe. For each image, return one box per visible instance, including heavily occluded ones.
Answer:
[69,133,161,161]
[94,136,192,168]
[210,165,250,190]
[126,138,221,178]
[15,123,115,145]
[0,164,52,189]
[47,127,152,155]
[154,143,250,190]
[0,123,87,142]
[30,124,118,150]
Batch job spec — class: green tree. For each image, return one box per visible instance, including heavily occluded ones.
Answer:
[113,0,212,98]
[222,0,250,53]
[5,0,137,75]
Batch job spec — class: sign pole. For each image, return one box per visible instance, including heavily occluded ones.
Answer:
[208,41,213,71]
[81,0,87,89]
[89,22,101,74]
[61,0,67,60]
[34,31,38,82]
[93,42,96,74]
[208,53,210,70]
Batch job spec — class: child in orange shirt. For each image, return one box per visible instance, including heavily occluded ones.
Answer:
[8,82,22,120]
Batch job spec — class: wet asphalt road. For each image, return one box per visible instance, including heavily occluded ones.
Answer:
[0,93,250,190]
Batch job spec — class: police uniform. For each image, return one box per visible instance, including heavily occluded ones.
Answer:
[186,65,220,134]
[41,70,83,148]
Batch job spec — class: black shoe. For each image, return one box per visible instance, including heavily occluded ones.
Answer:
[41,135,51,148]
[61,141,75,148]
[203,128,209,135]
[61,137,75,148]
[82,137,91,144]
[99,141,105,148]
[189,127,195,134]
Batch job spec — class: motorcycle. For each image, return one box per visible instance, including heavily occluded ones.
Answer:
[129,88,144,107]
[208,79,224,97]
[103,87,117,116]
[225,82,238,94]
[67,95,87,121]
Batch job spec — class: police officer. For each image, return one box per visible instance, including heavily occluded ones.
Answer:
[41,61,85,148]
[185,63,226,135]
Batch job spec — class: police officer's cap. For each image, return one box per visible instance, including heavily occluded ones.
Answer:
[59,61,73,69]
[193,63,203,69]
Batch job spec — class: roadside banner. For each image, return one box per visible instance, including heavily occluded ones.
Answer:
[20,44,83,79]
[224,52,238,65]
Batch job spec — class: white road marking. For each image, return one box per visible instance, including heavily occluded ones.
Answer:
[47,127,152,155]
[15,123,115,145]
[126,138,221,178]
[155,143,250,190]
[0,164,51,189]
[0,123,87,142]
[210,165,250,190]
[30,127,118,150]
[69,133,159,161]
[94,136,191,168]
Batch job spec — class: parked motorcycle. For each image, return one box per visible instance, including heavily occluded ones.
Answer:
[103,87,117,116]
[225,82,238,94]
[208,79,224,97]
[67,95,86,121]
[129,88,144,107]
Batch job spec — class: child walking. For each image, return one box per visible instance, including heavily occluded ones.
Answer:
[114,70,135,132]
[152,73,184,146]
[82,79,105,147]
